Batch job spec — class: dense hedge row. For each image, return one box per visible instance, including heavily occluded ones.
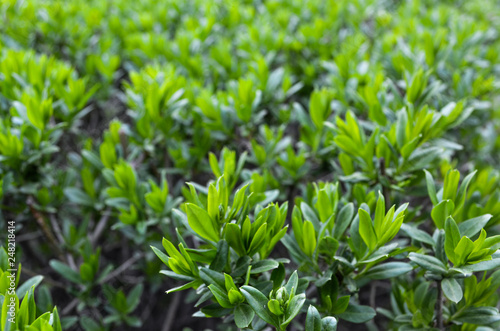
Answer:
[1,0,500,330]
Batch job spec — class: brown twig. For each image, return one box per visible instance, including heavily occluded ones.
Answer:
[27,196,64,260]
[90,208,112,246]
[49,214,65,244]
[62,298,79,316]
[98,253,143,285]
[161,291,181,331]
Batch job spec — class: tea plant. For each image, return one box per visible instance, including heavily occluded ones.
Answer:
[1,0,500,330]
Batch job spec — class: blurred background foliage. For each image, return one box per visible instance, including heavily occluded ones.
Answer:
[0,0,499,330]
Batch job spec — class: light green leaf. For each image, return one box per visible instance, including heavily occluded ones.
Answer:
[240,286,278,327]
[443,169,460,201]
[185,203,219,242]
[283,293,306,325]
[358,209,377,251]
[431,200,455,229]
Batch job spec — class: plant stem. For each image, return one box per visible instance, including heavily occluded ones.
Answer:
[162,291,181,331]
[436,279,444,330]
[27,196,64,260]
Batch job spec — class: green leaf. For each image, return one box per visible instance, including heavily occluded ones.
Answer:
[455,170,477,209]
[52,307,62,331]
[318,236,339,259]
[316,190,333,223]
[454,307,500,325]
[225,223,245,256]
[49,260,81,283]
[396,109,407,149]
[454,236,474,265]
[240,286,278,326]
[64,188,94,207]
[250,260,279,274]
[185,203,220,242]
[268,299,283,315]
[442,278,463,303]
[333,203,354,239]
[363,262,413,280]
[435,229,447,264]
[373,193,386,237]
[207,184,219,220]
[80,263,94,282]
[166,280,202,294]
[445,217,461,264]
[151,246,169,266]
[228,288,244,305]
[271,264,286,290]
[408,253,447,274]
[302,221,317,257]
[247,223,268,255]
[199,267,226,290]
[309,89,331,130]
[332,295,350,314]
[338,304,376,323]
[358,209,377,251]
[210,240,228,272]
[282,293,306,325]
[126,284,144,312]
[458,214,492,238]
[461,259,500,272]
[401,224,434,245]
[443,169,460,201]
[423,170,438,205]
[285,271,299,297]
[16,276,43,299]
[208,284,232,308]
[200,303,232,318]
[306,305,322,331]
[301,202,321,232]
[431,200,455,229]
[208,153,221,177]
[234,304,255,328]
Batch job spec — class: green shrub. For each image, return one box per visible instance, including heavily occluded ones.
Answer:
[1,0,500,330]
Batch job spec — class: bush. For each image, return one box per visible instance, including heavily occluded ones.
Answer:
[1,0,500,330]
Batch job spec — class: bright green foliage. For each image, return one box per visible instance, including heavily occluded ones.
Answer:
[0,247,62,331]
[1,0,500,330]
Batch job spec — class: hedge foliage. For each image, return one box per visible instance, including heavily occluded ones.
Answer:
[1,0,500,330]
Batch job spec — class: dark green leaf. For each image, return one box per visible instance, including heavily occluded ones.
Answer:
[363,262,413,280]
[338,304,376,323]
[240,285,278,326]
[234,304,255,328]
